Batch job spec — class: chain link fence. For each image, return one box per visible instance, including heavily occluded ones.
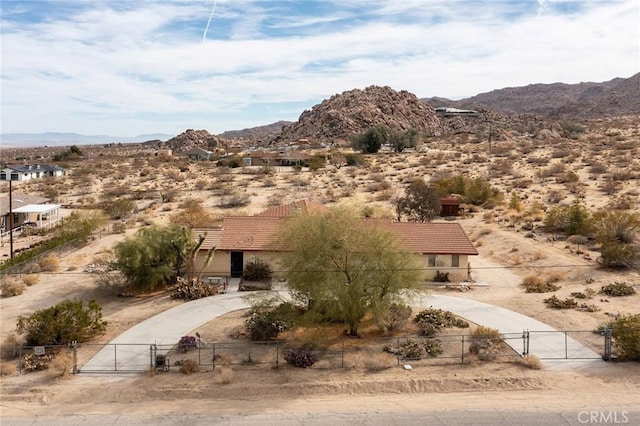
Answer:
[4,329,613,375]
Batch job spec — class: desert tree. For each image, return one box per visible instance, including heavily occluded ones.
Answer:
[114,225,193,292]
[351,124,389,154]
[169,198,217,228]
[544,199,592,236]
[394,179,441,222]
[279,207,424,336]
[390,128,420,153]
[593,210,640,270]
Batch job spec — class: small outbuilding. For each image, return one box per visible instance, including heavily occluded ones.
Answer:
[439,197,461,217]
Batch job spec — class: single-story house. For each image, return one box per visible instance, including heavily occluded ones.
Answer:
[0,164,65,181]
[183,148,214,161]
[440,197,461,217]
[0,192,61,235]
[242,150,312,167]
[194,200,477,281]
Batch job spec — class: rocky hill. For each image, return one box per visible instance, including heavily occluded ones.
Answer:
[276,85,441,144]
[218,120,292,140]
[423,73,639,118]
[162,129,224,152]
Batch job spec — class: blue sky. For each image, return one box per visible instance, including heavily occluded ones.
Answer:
[1,0,638,137]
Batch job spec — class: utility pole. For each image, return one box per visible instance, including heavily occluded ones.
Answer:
[8,180,14,258]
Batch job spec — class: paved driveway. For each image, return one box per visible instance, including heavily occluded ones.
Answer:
[81,290,603,373]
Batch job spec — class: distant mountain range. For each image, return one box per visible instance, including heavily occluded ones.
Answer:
[422,72,640,117]
[3,73,637,148]
[0,132,174,147]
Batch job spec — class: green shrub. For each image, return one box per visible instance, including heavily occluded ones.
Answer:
[413,307,469,336]
[600,282,636,297]
[611,314,640,360]
[379,302,412,332]
[543,295,578,309]
[16,299,107,346]
[243,258,273,281]
[245,302,299,341]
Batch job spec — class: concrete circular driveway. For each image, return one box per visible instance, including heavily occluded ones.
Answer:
[82,290,604,372]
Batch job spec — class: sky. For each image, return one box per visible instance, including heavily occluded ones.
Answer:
[1,0,638,137]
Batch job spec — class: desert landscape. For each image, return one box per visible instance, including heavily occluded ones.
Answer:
[1,76,639,422]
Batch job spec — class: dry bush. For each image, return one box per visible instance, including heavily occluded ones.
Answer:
[38,253,60,272]
[0,362,17,376]
[49,351,74,379]
[179,358,200,374]
[214,364,234,384]
[1,333,23,360]
[532,251,547,260]
[363,353,393,372]
[545,270,565,284]
[522,276,560,293]
[1,280,26,297]
[517,354,543,370]
[22,274,40,287]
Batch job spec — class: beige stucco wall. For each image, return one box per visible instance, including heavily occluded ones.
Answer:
[196,250,474,282]
[195,250,284,277]
[419,254,472,282]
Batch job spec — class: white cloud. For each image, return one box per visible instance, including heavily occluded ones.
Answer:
[1,0,637,136]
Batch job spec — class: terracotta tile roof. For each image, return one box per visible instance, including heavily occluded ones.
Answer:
[439,197,461,206]
[255,199,330,217]
[196,216,477,256]
[218,216,285,251]
[193,228,223,251]
[369,220,478,255]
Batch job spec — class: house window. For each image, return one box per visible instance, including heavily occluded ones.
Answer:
[428,255,436,268]
[11,173,18,180]
[452,255,460,268]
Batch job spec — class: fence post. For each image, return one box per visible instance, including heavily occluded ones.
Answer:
[341,338,344,368]
[114,344,117,371]
[461,335,465,363]
[397,337,400,366]
[522,329,529,356]
[150,344,154,371]
[212,343,216,369]
[564,331,568,359]
[72,341,78,374]
[18,346,22,375]
[603,328,612,361]
[275,341,279,368]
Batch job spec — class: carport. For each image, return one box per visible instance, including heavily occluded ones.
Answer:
[11,204,62,229]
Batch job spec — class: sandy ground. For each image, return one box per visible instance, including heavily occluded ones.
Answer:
[1,132,639,418]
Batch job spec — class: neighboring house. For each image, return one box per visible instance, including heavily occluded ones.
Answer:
[184,148,214,161]
[440,197,461,217]
[0,192,61,234]
[194,200,477,281]
[0,164,65,181]
[242,150,311,167]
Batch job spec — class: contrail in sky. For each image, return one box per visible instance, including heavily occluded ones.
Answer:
[202,0,218,44]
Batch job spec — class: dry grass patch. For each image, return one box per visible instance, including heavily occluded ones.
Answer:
[522,275,560,293]
[22,274,40,286]
[49,351,74,379]
[517,354,543,370]
[38,253,60,272]
[1,279,26,297]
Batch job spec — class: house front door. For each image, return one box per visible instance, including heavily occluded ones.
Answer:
[230,252,244,277]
